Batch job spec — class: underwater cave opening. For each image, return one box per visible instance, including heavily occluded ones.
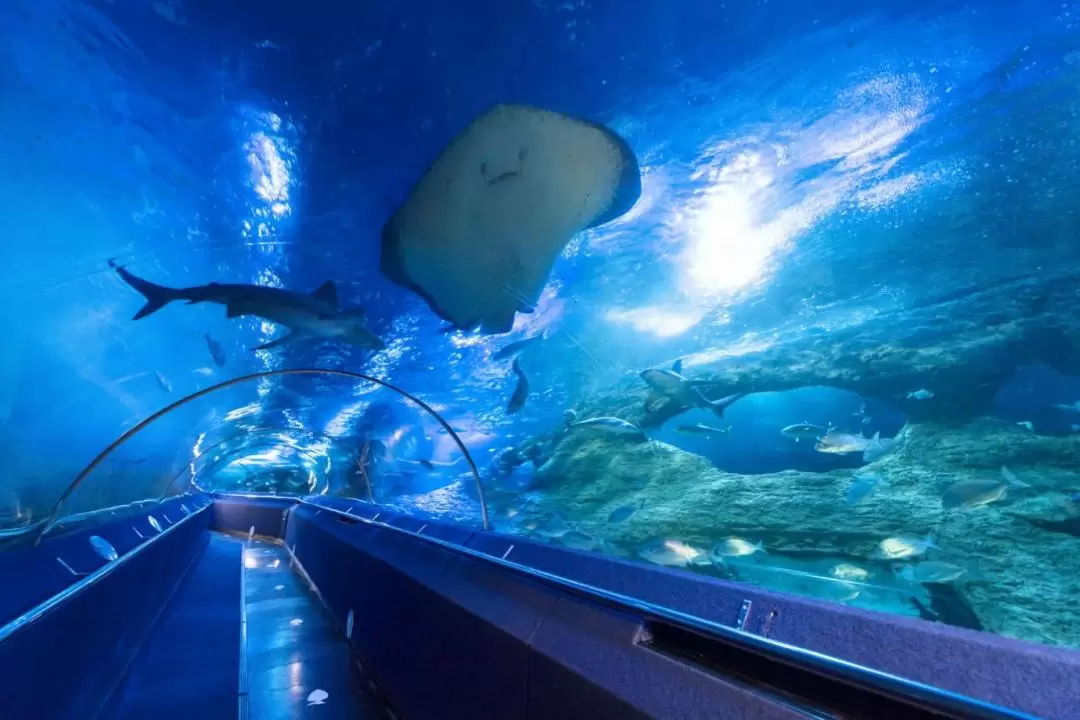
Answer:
[651,385,907,475]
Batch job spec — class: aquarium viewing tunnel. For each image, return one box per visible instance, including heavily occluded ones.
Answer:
[4,0,1080,718]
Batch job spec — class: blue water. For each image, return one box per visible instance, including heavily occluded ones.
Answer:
[3,0,1080,650]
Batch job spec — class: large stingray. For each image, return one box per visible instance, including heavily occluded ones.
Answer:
[381,104,642,334]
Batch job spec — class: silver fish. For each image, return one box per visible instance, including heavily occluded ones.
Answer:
[896,561,967,584]
[675,423,731,436]
[907,389,935,400]
[710,537,765,561]
[941,468,1028,510]
[815,431,873,455]
[847,472,886,505]
[862,432,899,462]
[781,422,828,442]
[638,538,708,567]
[830,564,870,581]
[568,417,646,440]
[876,535,937,560]
[608,498,645,523]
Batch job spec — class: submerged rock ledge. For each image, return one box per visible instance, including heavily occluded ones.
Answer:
[583,271,1080,426]
[496,420,1080,649]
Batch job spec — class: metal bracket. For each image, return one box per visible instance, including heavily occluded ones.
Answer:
[736,599,753,631]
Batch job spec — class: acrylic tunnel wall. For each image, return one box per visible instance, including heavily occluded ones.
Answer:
[3,0,1080,709]
[26,370,492,544]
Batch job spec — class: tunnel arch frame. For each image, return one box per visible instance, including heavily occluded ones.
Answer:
[35,369,490,545]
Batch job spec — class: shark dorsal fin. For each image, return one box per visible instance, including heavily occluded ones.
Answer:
[672,359,683,374]
[312,280,338,307]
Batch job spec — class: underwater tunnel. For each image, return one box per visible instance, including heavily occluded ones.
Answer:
[3,0,1080,718]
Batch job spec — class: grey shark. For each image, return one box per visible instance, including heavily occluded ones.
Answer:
[110,260,384,350]
[640,362,744,419]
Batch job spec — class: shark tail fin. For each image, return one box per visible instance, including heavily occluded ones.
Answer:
[109,259,179,320]
[709,392,745,418]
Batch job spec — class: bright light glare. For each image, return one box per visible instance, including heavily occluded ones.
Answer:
[604,306,705,338]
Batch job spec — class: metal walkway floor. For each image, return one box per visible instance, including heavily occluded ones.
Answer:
[102,534,391,720]
[242,538,392,720]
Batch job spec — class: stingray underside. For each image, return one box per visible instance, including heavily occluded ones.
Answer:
[380,103,641,334]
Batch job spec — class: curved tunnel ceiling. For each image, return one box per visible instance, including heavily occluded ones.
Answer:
[2,0,1078,529]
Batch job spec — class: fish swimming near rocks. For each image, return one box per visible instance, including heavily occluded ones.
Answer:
[507,358,529,414]
[561,530,599,551]
[781,422,829,442]
[815,431,873,455]
[875,535,937,560]
[830,564,870,581]
[640,365,744,419]
[638,538,709,567]
[379,104,641,334]
[710,537,765,562]
[895,561,968,585]
[568,416,647,440]
[941,467,1030,509]
[608,498,645,523]
[205,333,226,367]
[110,260,384,350]
[847,472,887,505]
[862,431,900,463]
[675,423,731,436]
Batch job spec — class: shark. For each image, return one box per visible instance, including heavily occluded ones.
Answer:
[640,360,744,419]
[109,260,384,351]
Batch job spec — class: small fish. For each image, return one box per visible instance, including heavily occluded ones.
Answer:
[492,332,546,361]
[638,538,708,567]
[507,358,529,414]
[830,564,870,581]
[154,370,173,393]
[907,389,935,400]
[1053,401,1080,412]
[896,561,967,585]
[568,417,647,440]
[815,431,872,455]
[192,367,215,377]
[710,537,765,562]
[876,535,936,560]
[781,422,829,442]
[306,689,329,706]
[1000,465,1030,488]
[561,530,598,551]
[862,432,899,462]
[539,512,570,539]
[506,507,520,518]
[942,468,1028,510]
[675,423,731,436]
[205,333,226,367]
[608,498,645,523]
[1016,421,1034,431]
[847,472,887,505]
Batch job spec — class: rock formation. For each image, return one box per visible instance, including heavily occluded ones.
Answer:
[491,419,1080,649]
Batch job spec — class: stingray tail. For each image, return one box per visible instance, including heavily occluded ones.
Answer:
[109,259,180,320]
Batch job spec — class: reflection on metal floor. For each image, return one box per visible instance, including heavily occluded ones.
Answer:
[243,539,391,720]
[102,534,390,720]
